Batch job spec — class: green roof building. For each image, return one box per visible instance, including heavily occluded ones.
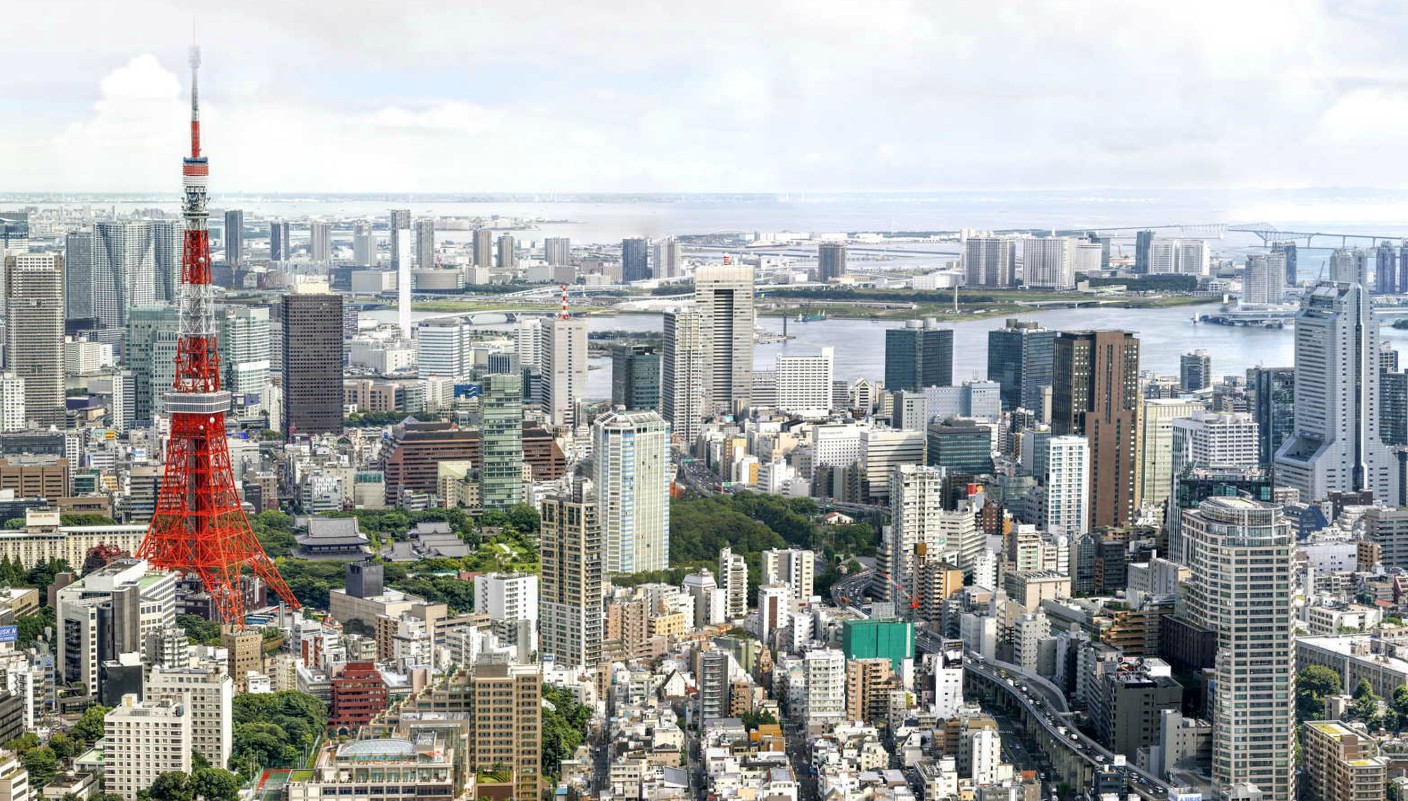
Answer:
[841,618,914,671]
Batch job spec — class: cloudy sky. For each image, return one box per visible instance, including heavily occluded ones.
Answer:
[2,0,1404,193]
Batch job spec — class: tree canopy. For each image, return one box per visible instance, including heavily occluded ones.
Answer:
[1296,665,1342,721]
[542,685,591,779]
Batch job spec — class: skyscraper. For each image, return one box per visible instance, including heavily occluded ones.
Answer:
[282,286,343,437]
[388,209,411,271]
[308,220,332,262]
[93,221,170,329]
[124,306,180,424]
[1140,397,1204,511]
[1023,237,1075,289]
[1273,241,1297,286]
[544,237,571,267]
[1275,282,1399,502]
[5,254,64,427]
[694,263,755,414]
[1179,497,1295,801]
[1249,366,1295,467]
[817,242,847,282]
[220,306,271,418]
[611,344,660,411]
[465,661,541,801]
[1180,350,1211,392]
[1134,230,1154,273]
[986,318,1055,413]
[1376,242,1397,295]
[1243,254,1285,305]
[964,237,1015,287]
[1329,248,1359,283]
[662,309,705,444]
[496,235,516,271]
[472,228,493,268]
[1041,435,1089,537]
[621,237,649,282]
[1052,330,1141,529]
[885,318,953,392]
[776,347,834,418]
[594,409,671,573]
[224,209,243,268]
[64,231,95,324]
[538,480,603,668]
[352,222,375,265]
[414,218,435,268]
[884,464,982,597]
[539,316,587,427]
[652,237,681,279]
[478,373,524,510]
[269,221,291,262]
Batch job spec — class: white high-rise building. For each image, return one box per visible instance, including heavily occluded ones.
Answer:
[6,253,65,427]
[861,429,926,499]
[720,547,748,621]
[803,648,847,728]
[0,373,24,433]
[932,641,965,718]
[653,237,682,279]
[1141,398,1205,510]
[221,306,271,416]
[964,237,1015,287]
[1172,411,1260,477]
[105,694,192,801]
[663,309,706,444]
[968,728,1002,784]
[539,316,588,427]
[1147,239,1210,276]
[812,423,864,477]
[1243,254,1286,305]
[1275,282,1399,503]
[513,318,541,369]
[1023,237,1075,290]
[761,549,815,604]
[694,264,755,414]
[683,569,726,629]
[473,572,539,647]
[776,347,834,418]
[144,664,234,769]
[416,319,472,380]
[594,409,671,573]
[352,222,375,265]
[1043,435,1089,537]
[885,465,983,597]
[1179,497,1295,801]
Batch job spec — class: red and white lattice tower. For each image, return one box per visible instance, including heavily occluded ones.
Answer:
[136,46,299,626]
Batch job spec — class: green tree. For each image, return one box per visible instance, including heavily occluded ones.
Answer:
[71,705,111,745]
[1354,679,1375,700]
[192,768,240,801]
[541,685,590,779]
[22,747,58,790]
[142,772,193,801]
[2,732,38,754]
[16,606,54,648]
[177,614,222,646]
[48,732,78,762]
[1297,665,1341,720]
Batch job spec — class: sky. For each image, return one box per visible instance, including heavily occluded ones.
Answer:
[2,0,1407,194]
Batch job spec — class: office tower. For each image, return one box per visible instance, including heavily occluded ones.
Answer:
[1180,350,1211,392]
[478,374,524,510]
[269,220,291,261]
[653,237,681,279]
[414,218,435,268]
[64,230,95,323]
[987,318,1055,413]
[0,212,28,249]
[1134,230,1154,273]
[926,420,994,473]
[695,263,755,414]
[307,220,332,262]
[1172,411,1260,480]
[964,237,1014,287]
[1249,366,1295,467]
[513,318,541,369]
[761,548,815,602]
[224,209,243,267]
[539,482,603,668]
[1275,283,1398,502]
[1376,241,1398,295]
[472,228,493,268]
[1052,330,1141,529]
[93,221,163,329]
[817,242,847,282]
[145,664,234,767]
[1140,398,1204,510]
[539,316,588,427]
[282,286,344,437]
[1177,240,1210,276]
[621,237,649,282]
[1243,254,1285,305]
[886,318,954,392]
[388,209,411,268]
[105,694,193,801]
[611,344,660,411]
[1023,237,1075,289]
[1179,497,1295,801]
[220,306,271,416]
[1041,435,1089,536]
[1400,241,1408,294]
[1383,370,1408,446]
[59,560,177,697]
[416,319,473,379]
[1329,248,1359,283]
[594,409,671,573]
[1272,241,1297,286]
[124,306,180,424]
[352,222,375,265]
[5,254,64,427]
[543,236,570,267]
[497,235,517,270]
[662,310,705,443]
[466,661,541,801]
[776,346,834,418]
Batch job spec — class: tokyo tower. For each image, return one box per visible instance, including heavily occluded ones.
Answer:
[136,46,299,626]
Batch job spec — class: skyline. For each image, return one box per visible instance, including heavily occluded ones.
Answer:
[6,0,1408,194]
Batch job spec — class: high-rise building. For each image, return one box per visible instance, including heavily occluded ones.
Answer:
[543,237,571,267]
[885,464,983,597]
[352,222,375,265]
[0,374,25,433]
[1171,411,1260,480]
[124,305,180,424]
[761,548,815,602]
[224,209,243,268]
[987,318,1055,414]
[886,318,954,392]
[5,254,64,427]
[308,220,332,262]
[282,286,344,437]
[414,218,435,269]
[662,310,706,443]
[1140,397,1204,510]
[496,235,516,271]
[63,230,95,324]
[803,648,847,729]
[466,661,541,801]
[1328,248,1360,284]
[720,546,748,620]
[1377,241,1399,295]
[539,316,587,427]
[652,237,681,279]
[698,650,732,722]
[1301,720,1387,801]
[416,319,473,380]
[775,347,834,418]
[1038,435,1090,537]
[473,573,538,646]
[1243,254,1286,305]
[611,344,660,411]
[817,242,847,282]
[1023,237,1075,289]
[1275,282,1399,503]
[1273,241,1298,286]
[221,306,271,417]
[105,694,192,801]
[269,221,291,262]
[1249,366,1295,468]
[594,409,671,573]
[1134,230,1154,273]
[478,374,524,510]
[1179,497,1295,801]
[1382,370,1408,447]
[964,237,1014,287]
[145,663,234,768]
[1180,350,1212,392]
[539,481,603,668]
[472,228,493,269]
[93,221,173,329]
[695,264,755,414]
[1052,330,1141,529]
[388,210,411,271]
[621,238,649,282]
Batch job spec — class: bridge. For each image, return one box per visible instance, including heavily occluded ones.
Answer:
[1229,223,1408,248]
